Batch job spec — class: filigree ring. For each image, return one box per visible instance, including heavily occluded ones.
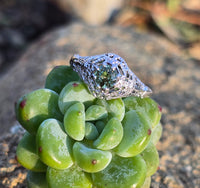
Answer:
[70,53,152,100]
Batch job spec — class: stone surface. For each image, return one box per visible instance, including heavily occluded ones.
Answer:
[0,23,199,187]
[49,0,123,25]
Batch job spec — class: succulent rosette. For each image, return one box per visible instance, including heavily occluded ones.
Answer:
[15,65,162,188]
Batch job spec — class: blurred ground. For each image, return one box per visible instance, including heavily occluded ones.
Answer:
[0,0,200,187]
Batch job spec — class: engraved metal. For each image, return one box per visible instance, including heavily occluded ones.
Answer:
[70,53,152,100]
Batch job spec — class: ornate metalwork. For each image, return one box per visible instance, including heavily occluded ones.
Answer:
[70,53,152,100]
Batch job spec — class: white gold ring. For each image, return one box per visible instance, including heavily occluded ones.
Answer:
[70,53,152,100]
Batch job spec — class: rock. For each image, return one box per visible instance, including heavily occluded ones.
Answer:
[0,22,199,187]
[49,0,123,25]
[182,0,200,11]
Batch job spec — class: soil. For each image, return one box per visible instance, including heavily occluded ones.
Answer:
[0,127,26,188]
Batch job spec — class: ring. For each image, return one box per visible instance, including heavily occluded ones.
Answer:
[70,53,152,100]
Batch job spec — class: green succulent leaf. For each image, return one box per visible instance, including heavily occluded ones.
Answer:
[59,81,95,114]
[16,132,47,172]
[64,102,85,141]
[36,119,73,170]
[16,89,63,135]
[47,165,92,188]
[92,155,147,188]
[27,171,48,188]
[140,142,159,177]
[114,110,151,157]
[73,142,112,173]
[85,105,108,121]
[45,65,80,93]
[85,122,99,140]
[151,123,163,145]
[93,117,123,150]
[95,98,125,121]
[95,121,106,134]
[123,96,162,129]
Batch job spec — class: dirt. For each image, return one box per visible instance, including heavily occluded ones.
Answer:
[0,127,26,188]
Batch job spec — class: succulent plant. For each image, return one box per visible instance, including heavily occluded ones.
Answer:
[15,65,162,188]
